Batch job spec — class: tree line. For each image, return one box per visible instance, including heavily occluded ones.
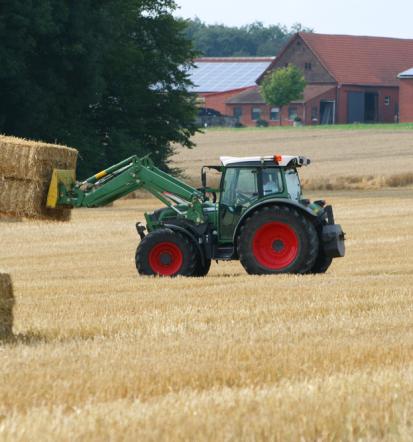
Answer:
[184,18,312,57]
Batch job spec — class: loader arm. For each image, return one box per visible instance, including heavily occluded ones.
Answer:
[47,155,206,223]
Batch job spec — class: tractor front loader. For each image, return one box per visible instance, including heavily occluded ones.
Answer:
[47,153,345,277]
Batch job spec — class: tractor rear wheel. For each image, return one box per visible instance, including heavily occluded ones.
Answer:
[308,248,333,274]
[237,205,319,275]
[136,228,196,277]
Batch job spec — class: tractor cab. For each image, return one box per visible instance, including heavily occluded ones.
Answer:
[212,155,310,241]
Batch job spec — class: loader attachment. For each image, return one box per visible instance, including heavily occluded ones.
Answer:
[46,169,76,208]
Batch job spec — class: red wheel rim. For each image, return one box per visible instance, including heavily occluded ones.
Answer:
[252,222,299,270]
[149,242,183,276]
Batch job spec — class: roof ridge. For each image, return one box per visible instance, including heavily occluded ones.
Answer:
[298,32,413,42]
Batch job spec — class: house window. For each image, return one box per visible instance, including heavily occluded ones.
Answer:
[233,107,243,119]
[384,96,391,106]
[270,107,280,121]
[305,62,312,70]
[251,107,262,121]
[288,106,298,120]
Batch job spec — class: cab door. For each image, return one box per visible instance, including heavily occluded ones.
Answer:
[219,167,259,241]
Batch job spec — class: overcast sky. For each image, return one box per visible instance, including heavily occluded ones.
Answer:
[174,0,413,39]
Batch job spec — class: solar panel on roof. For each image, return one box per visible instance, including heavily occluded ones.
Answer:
[188,61,272,93]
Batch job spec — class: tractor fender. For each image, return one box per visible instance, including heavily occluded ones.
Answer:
[232,198,318,246]
[163,223,206,267]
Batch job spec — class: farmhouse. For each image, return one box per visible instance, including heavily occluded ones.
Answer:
[223,33,413,126]
[398,68,413,123]
[188,57,273,115]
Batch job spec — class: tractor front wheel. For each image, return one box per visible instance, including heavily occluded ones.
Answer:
[192,256,211,277]
[136,229,196,277]
[238,205,319,275]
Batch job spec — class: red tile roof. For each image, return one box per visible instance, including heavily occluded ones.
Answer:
[299,33,413,86]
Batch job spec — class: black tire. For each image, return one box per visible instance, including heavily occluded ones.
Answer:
[237,205,319,275]
[174,231,211,277]
[192,256,211,277]
[136,228,196,277]
[308,248,333,274]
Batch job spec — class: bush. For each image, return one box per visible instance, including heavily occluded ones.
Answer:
[256,119,269,128]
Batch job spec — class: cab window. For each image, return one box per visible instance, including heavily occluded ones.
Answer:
[285,169,302,201]
[221,167,258,206]
[262,168,282,196]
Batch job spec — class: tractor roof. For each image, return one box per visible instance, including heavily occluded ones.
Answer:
[220,155,310,167]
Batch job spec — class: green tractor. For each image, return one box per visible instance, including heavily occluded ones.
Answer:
[47,153,345,277]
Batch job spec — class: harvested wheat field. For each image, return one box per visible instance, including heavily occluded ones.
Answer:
[173,126,413,189]
[0,182,412,439]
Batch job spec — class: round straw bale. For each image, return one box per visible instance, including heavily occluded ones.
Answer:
[0,273,14,339]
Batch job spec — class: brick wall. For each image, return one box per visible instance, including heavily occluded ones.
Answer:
[226,103,304,126]
[337,86,399,123]
[199,87,253,115]
[400,79,413,123]
[304,88,338,125]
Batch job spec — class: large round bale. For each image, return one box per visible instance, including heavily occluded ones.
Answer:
[0,135,78,221]
[0,273,14,340]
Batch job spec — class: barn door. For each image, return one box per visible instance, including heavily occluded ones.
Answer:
[347,92,365,123]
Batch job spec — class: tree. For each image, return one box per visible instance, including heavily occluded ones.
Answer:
[183,19,313,57]
[260,65,306,126]
[0,0,198,177]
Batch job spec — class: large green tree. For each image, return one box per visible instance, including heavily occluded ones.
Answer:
[0,0,197,176]
[260,65,306,126]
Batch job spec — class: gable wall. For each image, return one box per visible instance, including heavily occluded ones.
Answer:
[267,36,336,84]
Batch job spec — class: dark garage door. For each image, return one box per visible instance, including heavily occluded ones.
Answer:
[347,92,365,123]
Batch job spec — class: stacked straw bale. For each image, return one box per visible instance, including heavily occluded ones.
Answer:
[0,135,78,221]
[0,273,14,340]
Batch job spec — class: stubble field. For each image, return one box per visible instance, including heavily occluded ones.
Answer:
[1,126,413,440]
[172,126,413,189]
